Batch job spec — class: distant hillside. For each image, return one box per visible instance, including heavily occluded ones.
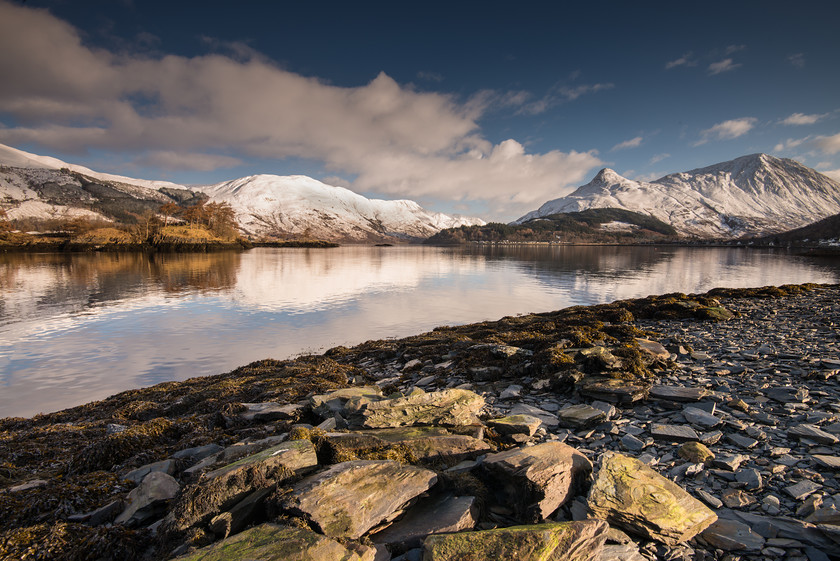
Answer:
[750,212,840,245]
[426,208,678,244]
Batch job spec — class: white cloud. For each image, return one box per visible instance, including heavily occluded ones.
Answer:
[708,58,741,75]
[787,53,805,68]
[649,153,670,165]
[611,136,643,151]
[633,171,663,182]
[813,133,840,155]
[517,83,614,115]
[780,112,826,126]
[725,45,746,55]
[0,1,603,215]
[665,53,696,70]
[819,168,840,181]
[416,71,443,82]
[696,118,757,145]
[773,137,810,152]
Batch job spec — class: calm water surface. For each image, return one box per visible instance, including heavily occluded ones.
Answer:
[1,245,838,418]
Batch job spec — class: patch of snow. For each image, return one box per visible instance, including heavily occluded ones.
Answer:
[599,221,639,232]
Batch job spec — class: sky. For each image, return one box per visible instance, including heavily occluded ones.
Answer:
[0,0,838,221]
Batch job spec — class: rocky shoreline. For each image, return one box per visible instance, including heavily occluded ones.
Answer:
[1,283,839,560]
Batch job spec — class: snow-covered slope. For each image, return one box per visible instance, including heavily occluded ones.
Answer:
[0,143,483,241]
[0,144,184,191]
[516,154,840,238]
[195,175,483,241]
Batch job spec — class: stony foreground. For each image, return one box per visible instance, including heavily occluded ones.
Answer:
[1,283,839,560]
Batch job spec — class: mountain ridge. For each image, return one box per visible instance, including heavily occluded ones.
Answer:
[516,154,840,239]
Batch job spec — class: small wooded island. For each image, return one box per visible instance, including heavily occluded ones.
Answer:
[2,283,839,560]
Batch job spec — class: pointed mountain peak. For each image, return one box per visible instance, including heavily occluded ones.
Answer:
[593,168,624,182]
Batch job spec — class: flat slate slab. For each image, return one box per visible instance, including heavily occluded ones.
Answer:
[813,455,840,469]
[701,518,766,551]
[579,379,649,404]
[422,520,608,561]
[280,460,437,539]
[635,338,671,361]
[650,424,699,442]
[557,404,607,429]
[682,406,721,429]
[650,385,710,402]
[508,403,559,429]
[487,414,543,436]
[482,441,592,522]
[788,424,839,445]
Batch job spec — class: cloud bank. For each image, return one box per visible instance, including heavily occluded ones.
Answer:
[0,1,602,215]
[781,112,826,126]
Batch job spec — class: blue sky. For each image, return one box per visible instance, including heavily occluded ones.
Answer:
[1,0,838,221]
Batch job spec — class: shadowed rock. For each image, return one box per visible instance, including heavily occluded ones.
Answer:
[422,520,608,561]
[371,494,477,549]
[280,460,437,539]
[587,452,717,545]
[481,441,593,522]
[163,439,317,534]
[115,471,180,527]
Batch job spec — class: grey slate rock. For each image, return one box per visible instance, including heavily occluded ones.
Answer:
[735,468,763,490]
[620,434,646,452]
[115,472,180,527]
[785,480,823,500]
[123,459,176,484]
[650,424,699,442]
[683,406,721,429]
[650,385,711,402]
[701,518,766,551]
[172,443,224,463]
[727,433,759,449]
[789,424,839,445]
[764,386,809,403]
[557,404,607,428]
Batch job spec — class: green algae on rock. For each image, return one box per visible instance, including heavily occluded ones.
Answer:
[422,520,609,561]
[586,452,717,545]
[173,523,373,561]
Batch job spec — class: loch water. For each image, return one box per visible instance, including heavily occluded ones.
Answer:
[1,245,838,418]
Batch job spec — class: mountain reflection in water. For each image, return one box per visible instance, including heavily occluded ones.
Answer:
[1,245,837,418]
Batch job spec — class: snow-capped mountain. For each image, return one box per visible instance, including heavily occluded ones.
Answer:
[194,174,482,241]
[0,144,483,241]
[516,154,840,238]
